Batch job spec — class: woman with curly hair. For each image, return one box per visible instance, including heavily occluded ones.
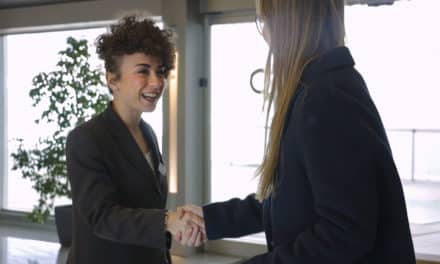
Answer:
[66,15,203,264]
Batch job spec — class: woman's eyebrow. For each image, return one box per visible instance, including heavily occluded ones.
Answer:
[135,63,151,68]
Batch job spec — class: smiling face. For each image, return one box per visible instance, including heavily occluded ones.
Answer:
[107,52,166,116]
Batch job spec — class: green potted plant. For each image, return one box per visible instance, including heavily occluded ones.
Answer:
[10,36,110,246]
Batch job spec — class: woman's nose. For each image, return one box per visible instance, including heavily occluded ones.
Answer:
[149,72,162,90]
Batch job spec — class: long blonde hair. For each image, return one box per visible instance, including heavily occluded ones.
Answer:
[256,0,346,201]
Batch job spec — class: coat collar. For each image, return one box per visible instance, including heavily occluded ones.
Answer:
[282,47,355,139]
[102,102,163,195]
[301,46,355,83]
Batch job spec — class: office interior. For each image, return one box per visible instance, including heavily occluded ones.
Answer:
[0,0,439,263]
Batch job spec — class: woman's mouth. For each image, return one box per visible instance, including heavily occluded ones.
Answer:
[141,92,159,103]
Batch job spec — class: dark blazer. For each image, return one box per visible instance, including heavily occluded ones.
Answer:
[66,103,171,264]
[203,47,416,264]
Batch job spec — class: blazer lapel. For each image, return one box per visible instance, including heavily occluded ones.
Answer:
[102,103,162,195]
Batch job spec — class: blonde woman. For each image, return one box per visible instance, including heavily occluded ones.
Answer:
[180,0,416,263]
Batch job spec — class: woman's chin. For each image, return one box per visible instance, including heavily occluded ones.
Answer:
[141,104,157,113]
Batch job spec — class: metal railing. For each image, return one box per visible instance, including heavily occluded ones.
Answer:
[387,128,440,182]
[229,128,440,183]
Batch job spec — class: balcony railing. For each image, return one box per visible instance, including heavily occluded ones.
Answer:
[388,129,440,182]
[229,128,440,183]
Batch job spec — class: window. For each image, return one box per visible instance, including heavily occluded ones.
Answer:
[4,28,107,212]
[210,22,267,203]
[345,0,440,224]
[210,22,268,243]
[3,27,164,214]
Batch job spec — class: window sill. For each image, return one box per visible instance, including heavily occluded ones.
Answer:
[0,209,56,231]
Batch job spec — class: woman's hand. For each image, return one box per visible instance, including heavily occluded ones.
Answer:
[177,205,208,245]
[166,209,206,247]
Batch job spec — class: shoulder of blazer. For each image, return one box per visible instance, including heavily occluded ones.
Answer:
[67,111,107,149]
[141,121,159,147]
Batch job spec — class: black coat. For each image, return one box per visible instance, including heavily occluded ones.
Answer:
[66,103,171,264]
[203,47,416,264]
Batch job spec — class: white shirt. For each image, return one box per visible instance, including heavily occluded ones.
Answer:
[145,151,155,174]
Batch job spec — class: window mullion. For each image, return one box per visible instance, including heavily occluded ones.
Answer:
[0,35,6,210]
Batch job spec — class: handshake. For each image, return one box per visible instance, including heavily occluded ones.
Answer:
[165,205,207,247]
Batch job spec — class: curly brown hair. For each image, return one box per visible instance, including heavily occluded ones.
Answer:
[96,15,175,81]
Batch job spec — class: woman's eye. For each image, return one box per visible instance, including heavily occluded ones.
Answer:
[156,70,166,77]
[157,66,167,76]
[139,69,150,75]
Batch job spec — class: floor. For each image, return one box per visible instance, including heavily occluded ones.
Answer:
[0,223,241,264]
[1,223,439,264]
[0,236,68,264]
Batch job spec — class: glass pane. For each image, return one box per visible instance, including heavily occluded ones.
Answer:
[346,0,440,224]
[5,24,165,215]
[5,28,108,212]
[414,132,440,182]
[210,22,268,244]
[5,28,164,214]
[403,131,440,224]
[210,23,268,203]
[142,99,163,151]
[346,0,440,130]
[387,131,413,181]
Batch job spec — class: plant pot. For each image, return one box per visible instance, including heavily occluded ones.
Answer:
[55,204,73,247]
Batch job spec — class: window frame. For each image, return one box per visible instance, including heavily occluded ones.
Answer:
[204,10,261,204]
[202,11,267,257]
[0,35,6,212]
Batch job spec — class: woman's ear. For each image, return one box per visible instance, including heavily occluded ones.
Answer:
[106,72,118,93]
